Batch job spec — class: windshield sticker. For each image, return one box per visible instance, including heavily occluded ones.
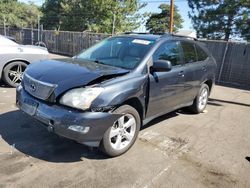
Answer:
[132,39,151,45]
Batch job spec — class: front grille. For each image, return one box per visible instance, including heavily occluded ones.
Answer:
[23,73,57,101]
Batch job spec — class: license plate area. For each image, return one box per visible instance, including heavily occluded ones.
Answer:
[20,98,38,116]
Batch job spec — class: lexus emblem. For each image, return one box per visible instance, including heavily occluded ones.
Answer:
[30,83,36,92]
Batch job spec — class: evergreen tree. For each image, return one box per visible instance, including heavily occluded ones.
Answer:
[41,0,146,33]
[188,0,250,41]
[146,4,183,34]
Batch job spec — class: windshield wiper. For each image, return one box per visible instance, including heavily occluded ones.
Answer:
[93,59,131,70]
[94,59,106,65]
[93,59,121,68]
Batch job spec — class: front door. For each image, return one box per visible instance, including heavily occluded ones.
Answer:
[146,41,186,118]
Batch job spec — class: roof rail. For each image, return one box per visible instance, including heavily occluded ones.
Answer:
[123,32,150,35]
[159,33,197,41]
[119,32,198,41]
[172,34,198,41]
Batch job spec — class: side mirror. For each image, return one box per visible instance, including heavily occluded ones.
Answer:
[151,60,172,72]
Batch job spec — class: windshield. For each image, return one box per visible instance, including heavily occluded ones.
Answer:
[76,37,155,69]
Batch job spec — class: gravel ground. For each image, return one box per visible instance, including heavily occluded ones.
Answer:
[0,57,250,187]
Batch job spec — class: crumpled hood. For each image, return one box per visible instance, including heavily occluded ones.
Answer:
[24,58,129,97]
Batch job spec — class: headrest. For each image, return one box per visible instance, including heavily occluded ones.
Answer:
[127,46,141,57]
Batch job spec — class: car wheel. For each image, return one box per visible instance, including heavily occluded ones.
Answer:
[190,84,209,114]
[2,61,27,87]
[100,105,141,157]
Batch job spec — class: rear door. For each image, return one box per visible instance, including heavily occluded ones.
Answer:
[146,41,186,118]
[180,41,209,103]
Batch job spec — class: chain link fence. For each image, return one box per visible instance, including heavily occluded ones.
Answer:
[202,40,250,89]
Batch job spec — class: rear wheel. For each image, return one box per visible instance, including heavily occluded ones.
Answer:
[189,84,209,114]
[100,105,140,157]
[2,61,27,87]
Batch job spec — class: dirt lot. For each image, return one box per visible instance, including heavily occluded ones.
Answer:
[0,72,250,187]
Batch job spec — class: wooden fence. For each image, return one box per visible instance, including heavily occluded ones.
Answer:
[0,26,249,89]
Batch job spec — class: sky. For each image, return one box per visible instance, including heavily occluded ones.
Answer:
[137,0,193,32]
[19,0,193,31]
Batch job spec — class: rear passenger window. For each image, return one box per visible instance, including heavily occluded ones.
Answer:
[181,42,197,63]
[153,41,181,66]
[196,45,208,61]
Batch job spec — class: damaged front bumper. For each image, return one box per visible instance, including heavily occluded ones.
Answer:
[16,86,121,147]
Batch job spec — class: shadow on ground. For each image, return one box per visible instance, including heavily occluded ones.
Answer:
[0,81,10,88]
[209,98,250,107]
[0,109,182,162]
[216,82,250,92]
[245,157,250,163]
[208,100,223,107]
[0,110,108,162]
[0,99,232,163]
[142,111,179,130]
[141,107,199,130]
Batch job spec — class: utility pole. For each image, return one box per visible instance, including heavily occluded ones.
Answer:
[169,0,174,33]
[3,15,6,36]
[112,13,116,36]
[37,15,40,42]
[31,25,34,45]
[41,24,43,42]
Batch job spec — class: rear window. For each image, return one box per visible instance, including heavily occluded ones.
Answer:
[181,42,197,64]
[196,45,208,61]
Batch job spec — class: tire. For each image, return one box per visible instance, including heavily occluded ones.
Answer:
[100,105,141,157]
[2,61,27,87]
[189,84,209,114]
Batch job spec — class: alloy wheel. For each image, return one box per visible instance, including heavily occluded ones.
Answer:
[109,114,136,151]
[8,64,25,85]
[198,87,208,110]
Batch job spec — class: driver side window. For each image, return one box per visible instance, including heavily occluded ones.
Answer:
[153,41,181,66]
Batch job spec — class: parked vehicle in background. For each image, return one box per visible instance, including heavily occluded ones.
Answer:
[0,35,49,87]
[16,33,216,157]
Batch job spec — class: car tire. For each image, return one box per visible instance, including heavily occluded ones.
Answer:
[100,105,141,157]
[189,84,209,114]
[2,61,27,87]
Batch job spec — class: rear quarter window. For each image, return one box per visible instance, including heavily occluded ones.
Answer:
[181,41,197,64]
[195,45,209,61]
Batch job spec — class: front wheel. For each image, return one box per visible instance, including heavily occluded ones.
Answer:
[100,105,140,157]
[2,61,27,87]
[189,84,209,114]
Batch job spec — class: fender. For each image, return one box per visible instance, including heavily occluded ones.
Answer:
[91,74,149,118]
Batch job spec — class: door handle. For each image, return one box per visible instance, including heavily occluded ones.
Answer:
[202,66,207,71]
[178,71,184,77]
[17,47,23,52]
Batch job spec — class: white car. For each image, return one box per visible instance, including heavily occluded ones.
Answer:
[0,35,49,87]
